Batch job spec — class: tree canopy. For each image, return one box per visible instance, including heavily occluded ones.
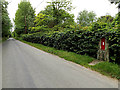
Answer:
[77,10,96,27]
[14,1,35,35]
[29,0,75,33]
[46,0,75,28]
[1,0,12,37]
[108,0,120,4]
[97,15,113,23]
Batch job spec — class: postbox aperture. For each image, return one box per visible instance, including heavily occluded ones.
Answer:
[101,38,105,50]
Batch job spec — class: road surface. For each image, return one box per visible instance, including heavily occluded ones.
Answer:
[0,41,2,89]
[2,38,118,88]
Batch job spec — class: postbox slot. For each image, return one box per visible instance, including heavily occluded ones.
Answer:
[101,38,105,50]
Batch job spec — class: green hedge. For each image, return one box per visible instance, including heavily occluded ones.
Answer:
[21,28,120,64]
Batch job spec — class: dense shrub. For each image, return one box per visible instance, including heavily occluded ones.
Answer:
[21,28,120,64]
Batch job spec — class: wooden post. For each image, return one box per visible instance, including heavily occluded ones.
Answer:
[97,38,109,61]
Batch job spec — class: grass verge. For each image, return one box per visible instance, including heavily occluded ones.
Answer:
[18,38,120,80]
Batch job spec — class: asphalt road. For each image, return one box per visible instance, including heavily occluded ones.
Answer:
[0,42,2,89]
[2,38,118,88]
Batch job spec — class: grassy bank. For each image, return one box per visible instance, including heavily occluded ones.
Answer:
[18,38,120,80]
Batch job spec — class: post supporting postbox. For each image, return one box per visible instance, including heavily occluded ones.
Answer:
[97,38,109,61]
[101,38,105,50]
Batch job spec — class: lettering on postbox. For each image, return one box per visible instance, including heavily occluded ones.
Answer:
[101,38,105,50]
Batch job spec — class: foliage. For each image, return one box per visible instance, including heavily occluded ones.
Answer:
[34,13,49,27]
[112,12,120,29]
[1,0,12,37]
[14,1,35,35]
[21,22,120,64]
[97,15,114,23]
[47,0,73,12]
[77,10,96,27]
[18,0,120,78]
[11,31,18,37]
[18,0,120,65]
[108,0,120,4]
[20,0,120,64]
[97,15,114,29]
[47,0,75,28]
[29,0,75,33]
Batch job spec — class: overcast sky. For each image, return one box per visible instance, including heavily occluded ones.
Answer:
[6,0,118,30]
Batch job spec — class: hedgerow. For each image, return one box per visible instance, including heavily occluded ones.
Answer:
[21,25,120,64]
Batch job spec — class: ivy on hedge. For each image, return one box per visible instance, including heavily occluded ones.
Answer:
[21,27,120,64]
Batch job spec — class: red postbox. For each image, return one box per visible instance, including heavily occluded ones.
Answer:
[101,38,105,50]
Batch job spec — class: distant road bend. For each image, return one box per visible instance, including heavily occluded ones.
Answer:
[2,38,118,88]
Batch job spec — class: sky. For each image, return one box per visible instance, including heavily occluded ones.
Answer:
[6,0,119,31]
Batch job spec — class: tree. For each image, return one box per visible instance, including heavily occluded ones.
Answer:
[109,0,120,29]
[34,13,47,27]
[1,0,12,37]
[39,5,58,28]
[31,0,75,32]
[108,0,120,4]
[97,15,113,23]
[97,15,114,29]
[108,0,120,12]
[77,10,96,27]
[47,0,73,12]
[14,0,35,35]
[47,0,75,28]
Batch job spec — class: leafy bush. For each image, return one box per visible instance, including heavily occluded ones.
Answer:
[21,26,120,64]
[30,25,49,33]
